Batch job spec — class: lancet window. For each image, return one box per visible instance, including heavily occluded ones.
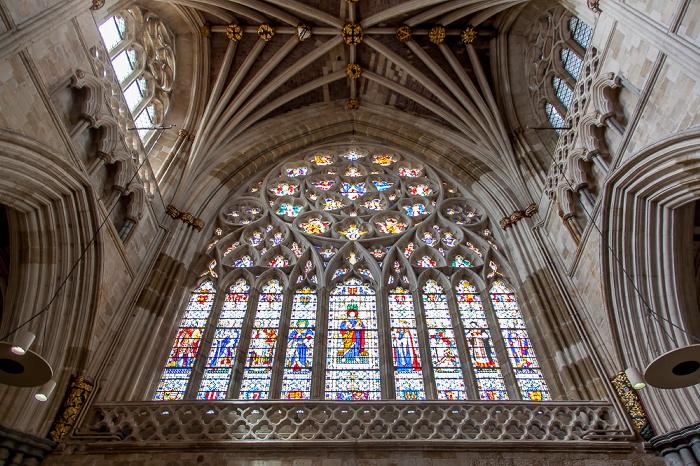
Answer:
[97,8,175,142]
[155,147,551,402]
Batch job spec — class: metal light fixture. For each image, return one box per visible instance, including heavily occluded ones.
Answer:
[10,330,35,355]
[34,380,57,402]
[644,344,700,389]
[0,341,52,387]
[624,367,646,389]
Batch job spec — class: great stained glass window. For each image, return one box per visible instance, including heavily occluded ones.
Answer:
[239,279,284,399]
[326,278,380,400]
[281,287,317,399]
[156,281,216,400]
[197,279,250,400]
[456,280,507,400]
[160,147,554,404]
[390,287,425,400]
[422,280,466,400]
[490,281,551,401]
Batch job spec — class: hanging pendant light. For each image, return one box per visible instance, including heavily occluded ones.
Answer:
[644,344,700,389]
[10,330,35,355]
[0,341,52,387]
[34,380,57,401]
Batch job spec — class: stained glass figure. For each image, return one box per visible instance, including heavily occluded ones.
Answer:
[410,184,433,196]
[343,151,363,161]
[270,231,284,246]
[277,203,302,217]
[490,281,551,401]
[456,280,507,400]
[322,198,346,210]
[403,242,415,259]
[333,268,349,279]
[312,180,334,191]
[404,204,427,216]
[215,228,222,235]
[345,166,363,177]
[340,182,366,200]
[311,154,333,165]
[300,217,330,234]
[239,280,285,399]
[319,248,336,259]
[362,198,383,210]
[484,229,492,236]
[389,287,425,400]
[452,255,470,268]
[423,232,437,246]
[308,192,318,201]
[442,232,457,248]
[234,256,253,267]
[487,261,499,278]
[358,268,373,279]
[291,242,303,258]
[373,180,393,191]
[372,154,397,166]
[422,280,466,400]
[393,261,401,274]
[467,242,482,257]
[370,248,386,259]
[269,255,289,267]
[375,218,407,234]
[156,281,216,400]
[287,167,308,177]
[338,224,367,241]
[398,167,421,177]
[271,183,296,196]
[326,278,380,400]
[249,231,263,246]
[304,260,313,274]
[281,287,317,399]
[197,279,250,400]
[417,255,437,268]
[346,252,359,265]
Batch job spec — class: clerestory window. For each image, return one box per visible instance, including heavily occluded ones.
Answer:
[155,147,551,402]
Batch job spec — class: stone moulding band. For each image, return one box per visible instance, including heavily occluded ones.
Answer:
[71,401,633,449]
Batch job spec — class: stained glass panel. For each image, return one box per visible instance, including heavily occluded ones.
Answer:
[322,198,346,210]
[389,288,425,400]
[156,281,216,400]
[281,288,317,399]
[490,281,551,401]
[277,203,302,217]
[239,280,285,399]
[345,166,363,177]
[404,204,427,216]
[197,279,250,400]
[409,184,433,196]
[271,182,296,196]
[326,278,380,400]
[311,154,333,165]
[338,224,367,240]
[422,280,466,400]
[570,17,593,49]
[340,182,366,200]
[312,180,334,191]
[299,217,330,234]
[398,167,421,177]
[417,255,437,268]
[287,167,308,177]
[452,255,470,268]
[373,180,393,191]
[375,218,407,234]
[372,154,397,165]
[362,198,383,210]
[456,280,507,400]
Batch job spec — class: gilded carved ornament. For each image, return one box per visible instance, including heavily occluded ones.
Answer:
[429,26,446,45]
[258,24,275,41]
[500,203,538,230]
[396,25,412,43]
[346,63,362,79]
[611,372,654,440]
[47,376,94,443]
[297,24,312,42]
[347,98,360,109]
[461,27,477,44]
[343,22,364,46]
[199,22,212,38]
[226,24,243,41]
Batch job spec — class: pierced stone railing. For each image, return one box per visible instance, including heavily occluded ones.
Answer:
[71,401,633,448]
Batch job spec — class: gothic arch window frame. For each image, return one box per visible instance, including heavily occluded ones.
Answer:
[97,7,175,144]
[155,145,552,402]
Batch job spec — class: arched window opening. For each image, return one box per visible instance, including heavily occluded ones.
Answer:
[561,48,583,80]
[155,280,216,400]
[489,281,551,401]
[326,277,380,400]
[422,279,466,401]
[197,278,250,400]
[456,279,507,400]
[546,103,565,133]
[389,286,425,400]
[281,287,318,400]
[570,17,593,49]
[156,146,554,403]
[553,76,573,108]
[97,9,175,144]
[239,279,284,400]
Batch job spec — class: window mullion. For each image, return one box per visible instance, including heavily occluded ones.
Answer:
[121,71,139,92]
[184,287,227,399]
[268,287,294,399]
[377,285,395,400]
[481,289,522,400]
[228,289,260,398]
[309,286,329,400]
[108,38,129,60]
[413,288,437,400]
[132,94,152,122]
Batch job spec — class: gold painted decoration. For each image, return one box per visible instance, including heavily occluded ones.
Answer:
[199,22,212,38]
[90,0,105,10]
[461,27,477,44]
[499,217,512,230]
[346,63,362,79]
[343,22,364,46]
[524,203,538,217]
[177,129,188,137]
[188,134,195,141]
[166,204,180,218]
[226,24,243,41]
[258,24,275,41]
[296,24,312,42]
[612,372,655,440]
[347,98,360,109]
[396,25,412,43]
[47,376,94,443]
[429,26,446,44]
[345,0,359,3]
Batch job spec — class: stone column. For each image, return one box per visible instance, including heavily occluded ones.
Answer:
[651,421,700,466]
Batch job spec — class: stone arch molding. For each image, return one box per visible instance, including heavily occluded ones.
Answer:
[601,127,700,433]
[0,130,104,433]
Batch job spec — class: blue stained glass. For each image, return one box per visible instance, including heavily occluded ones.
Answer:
[340,182,366,200]
[422,280,466,400]
[156,281,216,400]
[373,180,393,191]
[455,280,507,401]
[281,288,317,399]
[570,17,593,49]
[562,48,583,80]
[404,204,427,216]
[553,77,573,109]
[197,279,250,400]
[546,103,565,134]
[326,278,380,400]
[490,281,551,401]
[389,288,425,400]
[239,280,284,399]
